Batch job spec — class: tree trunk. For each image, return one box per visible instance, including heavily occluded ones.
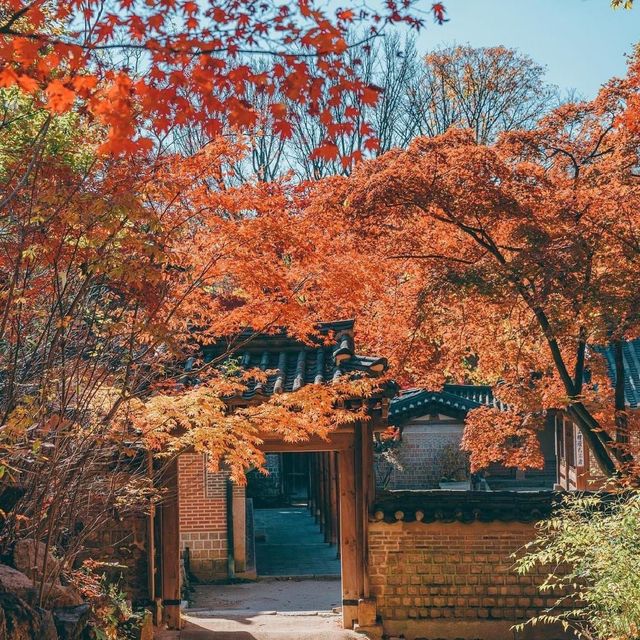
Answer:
[565,402,626,478]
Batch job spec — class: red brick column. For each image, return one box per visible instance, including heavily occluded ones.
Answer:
[178,453,230,581]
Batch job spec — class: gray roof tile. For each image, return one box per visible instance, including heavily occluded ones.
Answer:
[202,320,387,399]
[391,338,640,422]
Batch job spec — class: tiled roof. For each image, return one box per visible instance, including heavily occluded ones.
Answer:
[389,384,506,423]
[372,490,558,524]
[202,319,388,399]
[390,337,640,421]
[596,338,640,408]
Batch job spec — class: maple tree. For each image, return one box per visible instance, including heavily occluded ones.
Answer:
[0,0,446,156]
[0,0,451,583]
[306,58,640,479]
[410,45,556,145]
[3,0,638,611]
[0,84,385,598]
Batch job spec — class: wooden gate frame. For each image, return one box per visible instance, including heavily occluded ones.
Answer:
[158,419,376,630]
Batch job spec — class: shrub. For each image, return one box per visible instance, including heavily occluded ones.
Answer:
[514,491,640,640]
[436,442,470,482]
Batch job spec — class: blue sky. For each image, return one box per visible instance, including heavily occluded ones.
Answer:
[414,0,640,98]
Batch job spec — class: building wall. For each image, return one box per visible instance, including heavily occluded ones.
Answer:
[80,470,151,604]
[178,453,232,581]
[369,519,567,640]
[555,413,607,492]
[380,413,557,492]
[379,417,466,490]
[246,453,283,501]
[265,453,282,489]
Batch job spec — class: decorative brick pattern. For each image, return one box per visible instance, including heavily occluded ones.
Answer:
[369,520,557,624]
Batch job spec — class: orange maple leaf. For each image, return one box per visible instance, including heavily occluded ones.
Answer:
[310,142,339,161]
[361,85,381,106]
[46,79,76,113]
[337,9,355,21]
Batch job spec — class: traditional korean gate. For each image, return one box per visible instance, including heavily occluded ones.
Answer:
[156,319,389,631]
[157,419,376,630]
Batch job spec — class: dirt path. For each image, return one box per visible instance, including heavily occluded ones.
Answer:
[189,578,342,613]
[155,578,364,639]
[177,612,363,639]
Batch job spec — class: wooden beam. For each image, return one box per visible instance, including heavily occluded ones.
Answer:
[160,457,181,630]
[339,446,358,628]
[259,431,354,452]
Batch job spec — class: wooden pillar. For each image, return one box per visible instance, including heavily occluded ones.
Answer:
[328,452,339,545]
[360,421,373,599]
[146,453,156,605]
[160,457,181,629]
[308,454,315,515]
[333,452,340,554]
[313,454,322,524]
[353,422,365,603]
[318,453,327,534]
[310,454,316,519]
[323,452,331,540]
[339,446,358,628]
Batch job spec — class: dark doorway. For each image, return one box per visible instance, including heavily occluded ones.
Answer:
[247,452,341,578]
[282,453,309,502]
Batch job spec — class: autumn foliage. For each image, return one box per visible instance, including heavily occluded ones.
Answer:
[306,59,640,478]
[0,0,451,586]
[0,0,446,156]
[3,0,640,605]
[0,88,380,586]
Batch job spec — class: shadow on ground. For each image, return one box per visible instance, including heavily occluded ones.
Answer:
[173,579,362,639]
[165,506,353,638]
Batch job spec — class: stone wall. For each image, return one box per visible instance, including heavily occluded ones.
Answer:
[265,454,282,490]
[95,515,150,604]
[379,415,557,492]
[178,453,229,581]
[369,491,567,640]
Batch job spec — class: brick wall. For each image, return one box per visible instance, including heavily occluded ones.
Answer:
[265,454,281,489]
[80,470,150,604]
[368,518,566,640]
[178,453,230,581]
[379,421,465,490]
